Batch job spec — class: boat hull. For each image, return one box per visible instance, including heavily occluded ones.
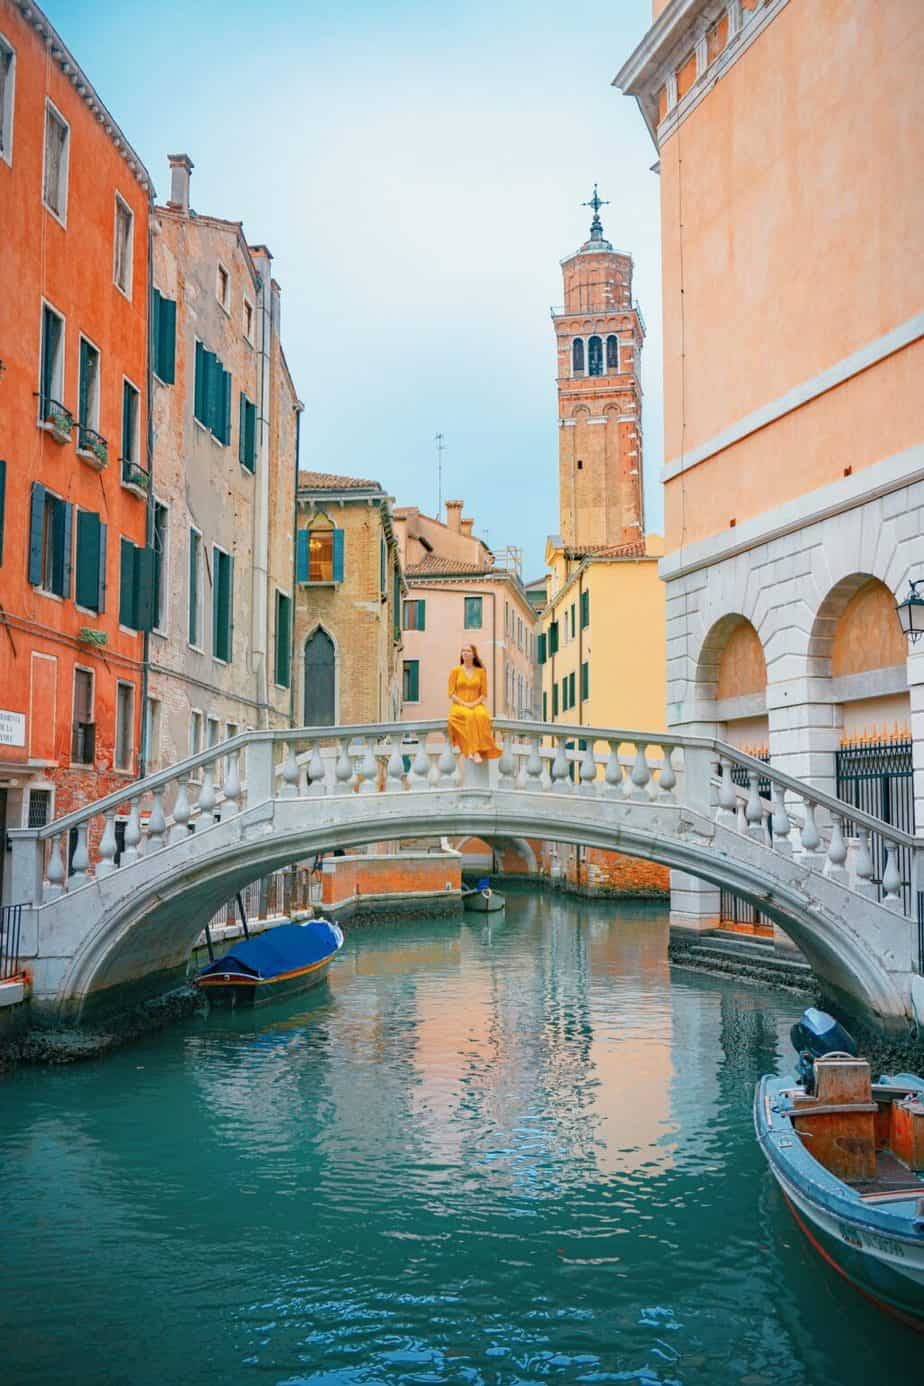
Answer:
[463,891,505,913]
[197,955,334,1008]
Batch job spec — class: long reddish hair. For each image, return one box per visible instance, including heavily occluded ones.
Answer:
[459,643,484,669]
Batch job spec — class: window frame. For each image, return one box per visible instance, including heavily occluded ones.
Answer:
[189,708,204,764]
[70,665,95,766]
[76,332,102,449]
[113,679,135,773]
[216,261,230,315]
[572,337,585,377]
[463,594,483,630]
[36,487,69,600]
[402,659,420,704]
[41,98,70,226]
[211,543,233,665]
[188,526,204,651]
[151,498,169,635]
[144,695,161,773]
[38,299,66,424]
[113,192,134,300]
[120,376,141,466]
[606,334,619,371]
[242,295,255,345]
[0,31,16,167]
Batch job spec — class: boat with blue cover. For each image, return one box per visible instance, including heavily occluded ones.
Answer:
[196,919,344,1006]
[462,878,505,914]
[755,1008,924,1330]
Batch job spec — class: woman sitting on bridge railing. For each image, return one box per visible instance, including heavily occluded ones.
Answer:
[448,644,502,765]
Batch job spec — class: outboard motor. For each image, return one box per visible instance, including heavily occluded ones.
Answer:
[791,1007,857,1092]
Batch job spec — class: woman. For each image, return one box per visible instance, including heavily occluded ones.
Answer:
[448,644,502,764]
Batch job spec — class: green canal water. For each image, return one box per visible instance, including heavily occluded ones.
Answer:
[0,892,917,1384]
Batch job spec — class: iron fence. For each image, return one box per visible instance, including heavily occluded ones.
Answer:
[0,905,23,981]
[721,752,772,930]
[836,737,915,917]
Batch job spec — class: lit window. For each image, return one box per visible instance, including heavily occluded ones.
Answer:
[310,531,334,582]
[42,101,69,221]
[0,36,15,164]
[113,195,134,296]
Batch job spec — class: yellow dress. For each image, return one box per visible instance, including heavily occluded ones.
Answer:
[447,665,502,759]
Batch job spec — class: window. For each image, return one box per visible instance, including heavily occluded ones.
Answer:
[39,303,65,418]
[568,671,576,708]
[28,789,51,828]
[114,681,134,771]
[75,338,102,455]
[537,632,547,665]
[216,263,230,312]
[242,297,254,344]
[42,100,69,222]
[542,691,547,722]
[121,380,140,465]
[75,509,106,612]
[144,696,161,772]
[570,602,576,638]
[572,338,584,375]
[548,620,559,656]
[402,659,420,703]
[588,335,603,376]
[0,36,15,164]
[71,668,95,765]
[152,289,176,384]
[464,595,483,630]
[606,335,619,370]
[296,526,344,584]
[151,501,167,631]
[188,529,203,646]
[581,661,589,702]
[206,716,220,750]
[212,546,233,662]
[113,195,134,297]
[193,341,231,443]
[239,393,257,471]
[581,589,590,630]
[29,484,71,597]
[552,682,559,717]
[275,590,291,688]
[225,721,238,742]
[517,617,523,650]
[403,599,426,631]
[561,677,569,713]
[119,537,155,631]
[189,710,203,759]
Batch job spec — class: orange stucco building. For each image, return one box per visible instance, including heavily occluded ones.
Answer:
[0,0,153,900]
[616,0,924,933]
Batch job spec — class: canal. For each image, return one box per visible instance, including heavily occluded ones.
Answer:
[0,891,917,1384]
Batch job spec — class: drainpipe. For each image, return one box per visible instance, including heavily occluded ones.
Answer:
[251,251,273,727]
[290,400,304,728]
[139,191,156,779]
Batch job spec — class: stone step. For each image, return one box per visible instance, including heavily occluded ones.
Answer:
[684,940,813,974]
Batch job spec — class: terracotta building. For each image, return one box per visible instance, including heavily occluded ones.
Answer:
[0,0,153,900]
[535,195,667,897]
[615,0,924,934]
[146,155,299,770]
[294,472,404,725]
[393,501,538,723]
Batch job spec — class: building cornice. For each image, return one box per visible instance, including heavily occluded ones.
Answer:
[16,1,155,195]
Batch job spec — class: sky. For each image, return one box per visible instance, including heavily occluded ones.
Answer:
[44,0,662,577]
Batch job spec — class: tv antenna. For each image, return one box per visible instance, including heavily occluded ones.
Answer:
[435,432,447,519]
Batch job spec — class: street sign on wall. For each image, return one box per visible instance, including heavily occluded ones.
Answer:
[0,711,26,747]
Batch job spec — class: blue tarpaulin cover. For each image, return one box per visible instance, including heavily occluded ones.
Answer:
[199,921,342,980]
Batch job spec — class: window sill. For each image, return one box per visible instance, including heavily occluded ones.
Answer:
[299,579,339,587]
[76,446,107,472]
[114,280,132,304]
[121,478,148,501]
[38,418,73,447]
[42,199,67,230]
[240,462,255,476]
[33,585,64,602]
[111,768,135,778]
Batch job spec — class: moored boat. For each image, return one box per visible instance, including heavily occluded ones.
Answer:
[462,879,505,914]
[755,1008,924,1330]
[196,919,344,1007]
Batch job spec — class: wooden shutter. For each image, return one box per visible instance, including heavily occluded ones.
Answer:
[276,592,291,687]
[157,293,176,384]
[417,599,426,631]
[296,529,310,583]
[134,547,156,632]
[75,511,101,610]
[0,459,6,566]
[239,392,247,465]
[247,398,256,465]
[120,538,136,627]
[57,500,72,599]
[97,521,107,613]
[581,661,589,701]
[380,538,386,595]
[188,532,198,643]
[28,483,44,585]
[537,632,546,665]
[221,368,231,446]
[552,683,559,717]
[581,589,590,629]
[408,661,419,701]
[332,529,345,584]
[569,672,575,707]
[194,341,205,422]
[204,351,218,433]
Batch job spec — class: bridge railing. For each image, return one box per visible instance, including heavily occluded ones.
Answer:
[7,720,921,945]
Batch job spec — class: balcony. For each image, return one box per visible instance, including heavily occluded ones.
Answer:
[121,458,150,498]
[77,424,109,471]
[38,395,74,445]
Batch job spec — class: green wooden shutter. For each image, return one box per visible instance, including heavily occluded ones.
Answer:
[569,671,575,708]
[581,661,589,701]
[97,521,107,613]
[212,550,232,660]
[332,529,345,584]
[296,529,310,583]
[221,369,231,445]
[194,342,205,422]
[552,683,559,717]
[188,531,198,643]
[417,599,426,631]
[0,459,6,566]
[204,351,218,433]
[409,661,419,701]
[134,547,156,632]
[28,483,44,585]
[581,589,590,629]
[537,632,547,665]
[75,511,101,610]
[156,293,176,384]
[276,592,291,687]
[152,289,161,380]
[57,500,72,599]
[238,392,247,465]
[120,538,136,626]
[78,339,90,430]
[247,398,256,465]
[380,538,386,595]
[121,381,131,461]
[392,564,400,641]
[542,691,547,721]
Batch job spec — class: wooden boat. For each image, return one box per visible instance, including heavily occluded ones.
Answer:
[755,1007,924,1330]
[462,879,505,914]
[196,919,344,1007]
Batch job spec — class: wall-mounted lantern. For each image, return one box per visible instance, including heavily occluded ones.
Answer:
[896,578,924,644]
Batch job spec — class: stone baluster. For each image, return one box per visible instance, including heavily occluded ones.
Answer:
[307,742,327,796]
[410,740,432,791]
[736,799,748,835]
[882,843,903,908]
[70,823,90,886]
[658,746,677,801]
[224,754,242,812]
[799,799,821,864]
[170,776,191,843]
[198,765,217,826]
[745,772,764,839]
[770,784,792,857]
[386,741,406,792]
[335,738,354,792]
[97,811,118,877]
[498,737,516,789]
[604,741,622,797]
[525,737,543,792]
[46,834,67,899]
[579,742,596,793]
[281,743,300,799]
[824,815,848,885]
[551,737,571,793]
[629,744,652,801]
[147,790,167,850]
[437,737,457,788]
[358,737,379,794]
[716,760,737,827]
[122,800,142,865]
[853,827,876,898]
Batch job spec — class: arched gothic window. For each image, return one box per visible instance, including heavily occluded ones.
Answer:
[588,335,603,376]
[572,338,584,375]
[606,335,619,370]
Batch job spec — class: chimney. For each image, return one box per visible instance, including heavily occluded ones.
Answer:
[167,153,194,214]
[460,518,473,537]
[445,499,463,532]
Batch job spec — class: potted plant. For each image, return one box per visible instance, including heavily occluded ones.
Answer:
[46,401,73,444]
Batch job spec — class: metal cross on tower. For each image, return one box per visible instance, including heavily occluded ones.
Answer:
[582,184,609,239]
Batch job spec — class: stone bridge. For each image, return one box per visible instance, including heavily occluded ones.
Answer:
[7,719,924,1033]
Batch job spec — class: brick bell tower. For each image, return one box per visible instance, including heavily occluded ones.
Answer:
[553,187,645,550]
